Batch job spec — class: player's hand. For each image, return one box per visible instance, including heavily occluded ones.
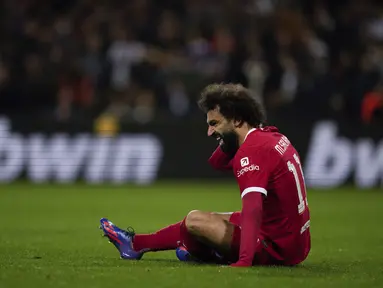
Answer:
[230,261,252,267]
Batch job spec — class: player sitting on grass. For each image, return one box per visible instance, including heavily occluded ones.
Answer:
[100,83,311,267]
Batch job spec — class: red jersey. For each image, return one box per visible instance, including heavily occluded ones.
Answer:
[209,127,311,265]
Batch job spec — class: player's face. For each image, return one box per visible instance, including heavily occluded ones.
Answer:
[206,109,239,155]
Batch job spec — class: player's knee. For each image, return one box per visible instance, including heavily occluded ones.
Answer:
[185,210,209,235]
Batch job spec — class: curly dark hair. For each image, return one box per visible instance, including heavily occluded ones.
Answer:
[198,83,266,127]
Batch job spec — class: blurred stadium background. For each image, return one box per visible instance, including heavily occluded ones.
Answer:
[0,0,382,287]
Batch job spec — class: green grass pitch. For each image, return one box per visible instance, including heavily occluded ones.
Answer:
[0,182,382,288]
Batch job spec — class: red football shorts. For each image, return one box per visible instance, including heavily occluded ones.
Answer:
[228,211,283,265]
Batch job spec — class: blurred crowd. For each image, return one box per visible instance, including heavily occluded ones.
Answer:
[0,0,383,124]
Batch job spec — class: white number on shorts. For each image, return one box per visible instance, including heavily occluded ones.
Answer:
[287,154,307,214]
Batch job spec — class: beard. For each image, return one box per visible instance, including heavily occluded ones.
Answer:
[217,130,239,157]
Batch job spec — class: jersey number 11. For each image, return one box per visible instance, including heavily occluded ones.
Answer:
[287,154,308,214]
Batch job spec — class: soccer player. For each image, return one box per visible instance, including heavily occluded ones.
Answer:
[100,83,311,267]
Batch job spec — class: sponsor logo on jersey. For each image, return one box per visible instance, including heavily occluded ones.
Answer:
[240,157,249,167]
[237,164,260,177]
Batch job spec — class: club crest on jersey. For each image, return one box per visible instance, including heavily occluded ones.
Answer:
[240,157,249,167]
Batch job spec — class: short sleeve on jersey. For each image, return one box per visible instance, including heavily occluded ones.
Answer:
[234,145,273,198]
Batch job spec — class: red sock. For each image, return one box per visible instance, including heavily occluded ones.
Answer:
[133,221,182,252]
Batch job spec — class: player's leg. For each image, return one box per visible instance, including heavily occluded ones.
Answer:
[132,211,238,253]
[180,210,241,260]
[132,221,181,252]
[131,212,236,262]
[183,211,287,266]
[100,212,240,261]
[183,211,299,266]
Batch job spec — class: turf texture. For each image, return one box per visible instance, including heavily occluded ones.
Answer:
[0,182,382,288]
